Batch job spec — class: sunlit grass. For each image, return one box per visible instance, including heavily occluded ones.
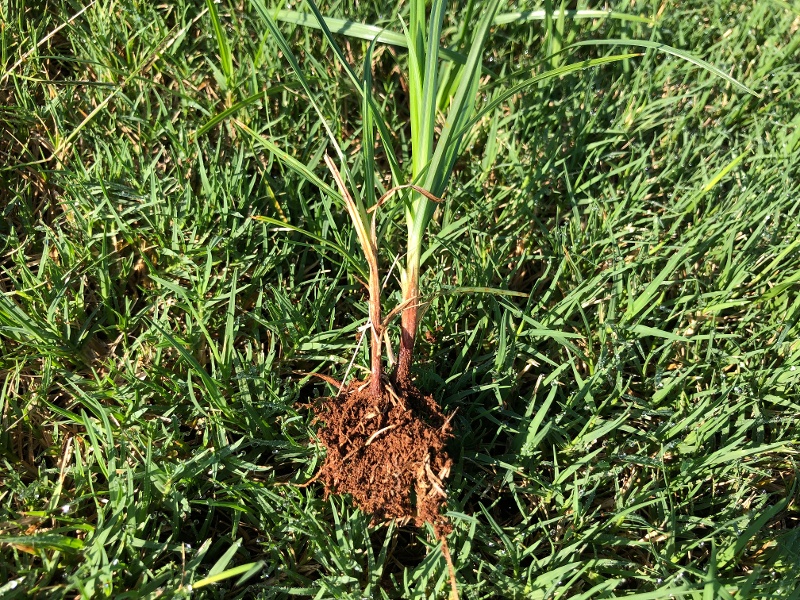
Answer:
[1,0,799,598]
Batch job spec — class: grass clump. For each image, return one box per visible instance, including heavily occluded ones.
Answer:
[1,0,799,598]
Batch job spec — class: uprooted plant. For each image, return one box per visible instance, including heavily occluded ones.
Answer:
[247,0,636,534]
[233,0,757,595]
[248,0,537,540]
[314,152,456,529]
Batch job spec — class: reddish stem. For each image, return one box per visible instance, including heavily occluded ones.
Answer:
[395,280,419,386]
[368,254,383,399]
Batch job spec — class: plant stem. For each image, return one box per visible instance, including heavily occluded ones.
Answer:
[323,154,383,398]
[396,302,417,384]
[368,223,383,398]
[396,250,419,384]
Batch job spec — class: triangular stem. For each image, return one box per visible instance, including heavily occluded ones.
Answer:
[395,256,419,385]
[367,229,383,399]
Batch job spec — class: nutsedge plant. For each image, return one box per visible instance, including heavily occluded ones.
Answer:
[396,0,501,383]
[248,0,665,392]
[322,154,442,398]
[248,0,756,396]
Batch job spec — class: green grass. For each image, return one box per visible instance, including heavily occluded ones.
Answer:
[2,0,800,598]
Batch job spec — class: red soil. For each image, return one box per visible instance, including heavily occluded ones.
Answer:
[313,378,453,534]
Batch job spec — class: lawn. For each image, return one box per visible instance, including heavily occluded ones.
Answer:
[2,0,799,598]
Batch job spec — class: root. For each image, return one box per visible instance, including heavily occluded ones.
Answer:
[312,379,453,527]
[311,377,456,598]
[294,371,343,388]
[365,424,398,446]
[439,533,459,600]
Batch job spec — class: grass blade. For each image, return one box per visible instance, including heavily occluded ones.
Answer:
[572,38,761,97]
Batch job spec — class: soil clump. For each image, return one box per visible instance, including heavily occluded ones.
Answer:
[313,378,453,533]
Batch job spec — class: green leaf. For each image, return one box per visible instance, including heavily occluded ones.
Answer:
[205,0,234,86]
[572,38,760,97]
[193,560,265,588]
[0,534,84,553]
[195,88,290,138]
